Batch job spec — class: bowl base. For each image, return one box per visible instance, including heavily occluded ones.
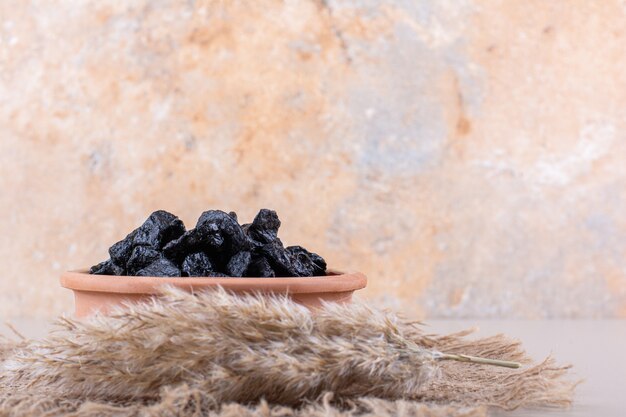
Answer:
[72,288,355,317]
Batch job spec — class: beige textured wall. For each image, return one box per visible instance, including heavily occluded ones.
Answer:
[1,0,626,319]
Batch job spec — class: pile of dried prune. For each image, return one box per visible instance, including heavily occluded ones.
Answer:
[89,209,327,278]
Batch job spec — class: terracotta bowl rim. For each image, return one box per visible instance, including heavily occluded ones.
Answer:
[61,269,367,295]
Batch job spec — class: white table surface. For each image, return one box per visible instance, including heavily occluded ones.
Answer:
[2,319,624,417]
[428,320,626,417]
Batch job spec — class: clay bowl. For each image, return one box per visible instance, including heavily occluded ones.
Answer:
[60,269,367,317]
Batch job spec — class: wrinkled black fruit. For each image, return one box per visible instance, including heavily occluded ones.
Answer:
[226,251,252,277]
[107,211,184,266]
[287,251,315,276]
[90,259,124,275]
[206,271,230,277]
[133,210,186,249]
[136,257,181,277]
[286,245,327,276]
[259,241,303,277]
[182,252,214,277]
[247,255,275,278]
[108,231,136,266]
[247,209,281,245]
[243,225,282,250]
[196,210,248,253]
[163,229,204,262]
[126,246,161,275]
[241,223,259,248]
[91,208,326,278]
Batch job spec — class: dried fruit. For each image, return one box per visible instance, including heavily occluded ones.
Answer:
[136,258,181,277]
[247,209,281,244]
[196,210,248,254]
[163,229,204,262]
[259,241,300,277]
[127,246,161,275]
[89,259,124,276]
[226,251,252,277]
[108,231,136,266]
[286,246,327,276]
[182,252,214,277]
[90,208,326,278]
[247,256,275,278]
[108,211,184,266]
[133,210,186,249]
[205,271,230,277]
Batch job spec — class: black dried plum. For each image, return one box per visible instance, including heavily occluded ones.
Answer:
[182,252,214,277]
[289,254,315,277]
[206,271,230,277]
[90,208,326,277]
[259,241,302,277]
[126,246,161,275]
[308,253,327,272]
[241,223,260,249]
[247,209,281,244]
[196,210,247,254]
[284,246,319,277]
[226,251,252,277]
[136,258,181,277]
[163,229,204,262]
[108,231,136,266]
[90,259,124,275]
[247,256,275,278]
[132,210,186,249]
[244,226,283,250]
[286,246,327,276]
[107,211,184,265]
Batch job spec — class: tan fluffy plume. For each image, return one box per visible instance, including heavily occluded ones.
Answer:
[0,287,575,416]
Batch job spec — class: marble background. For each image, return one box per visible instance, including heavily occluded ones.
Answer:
[1,0,625,319]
